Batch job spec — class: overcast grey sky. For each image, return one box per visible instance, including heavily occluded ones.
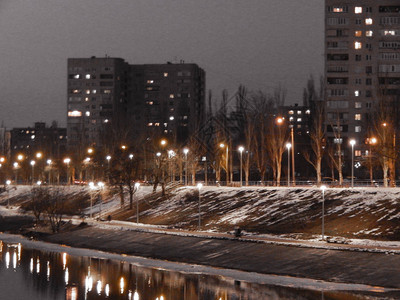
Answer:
[0,0,324,128]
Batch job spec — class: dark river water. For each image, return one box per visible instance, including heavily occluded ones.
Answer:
[0,240,396,300]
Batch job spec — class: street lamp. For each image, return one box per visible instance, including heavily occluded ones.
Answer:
[47,159,52,185]
[30,160,36,185]
[87,148,94,154]
[63,158,71,185]
[13,162,19,184]
[197,183,203,229]
[160,139,167,147]
[349,139,356,188]
[168,150,175,182]
[219,143,229,184]
[238,146,244,187]
[183,148,189,185]
[320,185,327,241]
[286,143,291,187]
[106,155,111,183]
[368,137,377,186]
[135,182,140,224]
[129,154,134,160]
[6,180,11,208]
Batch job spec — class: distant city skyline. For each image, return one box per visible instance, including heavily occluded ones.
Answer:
[0,0,324,128]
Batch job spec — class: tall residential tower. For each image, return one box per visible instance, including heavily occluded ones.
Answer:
[325,1,400,157]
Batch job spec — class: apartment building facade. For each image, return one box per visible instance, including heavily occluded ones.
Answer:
[325,1,400,158]
[67,57,205,150]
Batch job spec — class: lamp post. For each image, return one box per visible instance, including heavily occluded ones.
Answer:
[135,182,140,224]
[320,185,327,241]
[286,143,291,187]
[349,139,356,188]
[106,155,111,183]
[46,159,52,185]
[168,150,175,183]
[369,137,377,186]
[183,148,189,185]
[197,183,203,229]
[63,158,71,185]
[219,143,229,184]
[6,180,11,208]
[238,146,244,187]
[13,162,19,184]
[30,160,36,185]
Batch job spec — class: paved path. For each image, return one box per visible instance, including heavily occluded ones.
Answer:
[44,219,400,289]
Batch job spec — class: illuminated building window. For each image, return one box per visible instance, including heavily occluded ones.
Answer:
[355,31,362,37]
[72,89,81,94]
[85,90,91,94]
[355,126,362,132]
[355,7,362,14]
[164,72,168,77]
[169,116,174,120]
[155,123,160,126]
[297,118,302,122]
[297,110,302,115]
[147,80,154,83]
[68,111,82,117]
[92,89,96,94]
[288,110,294,115]
[147,123,153,126]
[355,150,362,157]
[354,90,360,97]
[169,94,174,99]
[355,114,361,120]
[85,97,89,102]
[365,18,373,25]
[366,30,373,37]
[104,119,109,123]
[355,102,362,108]
[334,138,343,144]
[85,74,91,79]
[305,110,310,114]
[289,117,294,121]
[85,111,90,116]
[355,42,362,49]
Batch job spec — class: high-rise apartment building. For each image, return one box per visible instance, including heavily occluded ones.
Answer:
[325,1,400,157]
[67,57,205,150]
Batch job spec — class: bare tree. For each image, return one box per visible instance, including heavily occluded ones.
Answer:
[303,76,325,185]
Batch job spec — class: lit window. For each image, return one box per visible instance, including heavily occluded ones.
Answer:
[365,18,373,25]
[288,110,294,115]
[297,118,302,122]
[334,138,343,144]
[85,111,90,116]
[68,110,82,117]
[85,74,91,79]
[85,97,89,102]
[155,123,160,126]
[354,90,360,97]
[289,117,294,121]
[147,80,154,84]
[384,30,395,36]
[355,102,362,108]
[355,150,362,157]
[355,31,362,37]
[355,114,361,120]
[85,90,91,94]
[355,7,362,14]
[72,89,80,94]
[305,110,310,114]
[183,116,188,120]
[31,135,35,140]
[92,90,96,94]
[355,126,362,132]
[146,101,153,105]
[147,123,153,126]
[366,31,373,37]
[73,74,80,79]
[169,116,174,120]
[164,72,168,77]
[355,42,362,49]
[104,119,109,123]
[297,110,302,115]
[169,94,174,99]
[164,123,168,127]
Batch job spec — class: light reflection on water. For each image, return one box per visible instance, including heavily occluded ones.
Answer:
[0,240,393,300]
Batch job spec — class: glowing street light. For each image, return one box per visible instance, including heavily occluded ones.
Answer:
[238,146,244,187]
[349,139,356,188]
[160,139,167,147]
[30,160,36,185]
[320,185,327,241]
[63,158,71,185]
[286,143,292,187]
[36,152,42,159]
[87,148,94,154]
[17,154,24,161]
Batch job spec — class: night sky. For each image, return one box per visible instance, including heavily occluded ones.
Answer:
[0,0,324,128]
